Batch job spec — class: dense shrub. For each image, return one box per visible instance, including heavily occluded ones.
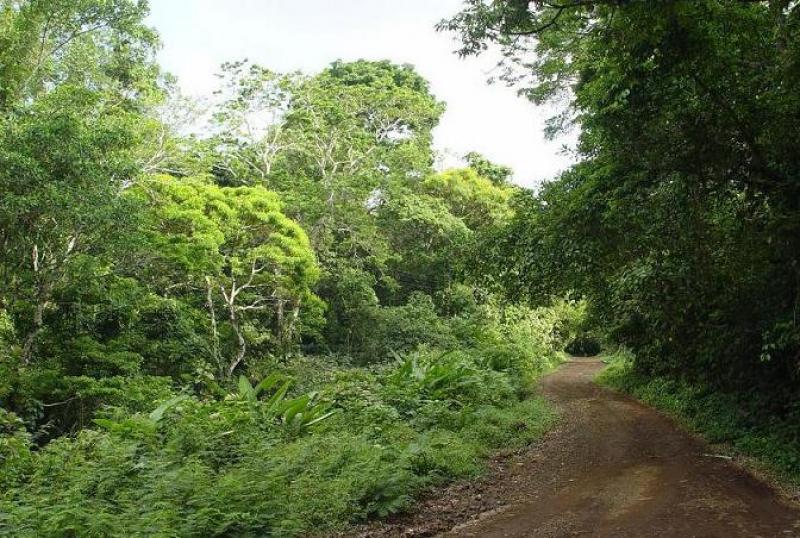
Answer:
[0,300,573,537]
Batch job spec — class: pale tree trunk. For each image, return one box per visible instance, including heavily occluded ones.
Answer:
[221,283,247,377]
[21,285,48,365]
[274,296,302,355]
[275,297,285,349]
[218,260,272,376]
[21,240,72,365]
[283,297,302,353]
[205,276,222,378]
[227,309,246,377]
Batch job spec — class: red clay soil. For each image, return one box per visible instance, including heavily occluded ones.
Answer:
[340,358,800,537]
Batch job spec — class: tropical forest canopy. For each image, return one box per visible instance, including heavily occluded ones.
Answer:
[0,0,798,536]
[442,0,800,402]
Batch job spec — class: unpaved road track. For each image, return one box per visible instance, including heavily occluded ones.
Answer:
[348,358,800,537]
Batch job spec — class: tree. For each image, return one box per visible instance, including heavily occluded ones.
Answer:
[208,60,301,184]
[0,0,158,110]
[465,151,512,185]
[0,0,162,364]
[441,0,800,402]
[210,59,445,244]
[207,60,448,354]
[378,192,471,299]
[422,168,513,230]
[131,175,319,377]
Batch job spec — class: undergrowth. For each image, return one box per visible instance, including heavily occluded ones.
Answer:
[0,300,575,537]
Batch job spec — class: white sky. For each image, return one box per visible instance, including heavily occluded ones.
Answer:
[146,0,573,188]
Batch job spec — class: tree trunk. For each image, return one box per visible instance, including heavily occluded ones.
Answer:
[226,297,246,377]
[275,297,285,349]
[283,298,301,352]
[21,267,51,365]
[20,297,46,365]
[206,277,222,378]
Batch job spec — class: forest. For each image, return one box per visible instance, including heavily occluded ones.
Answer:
[1,0,799,536]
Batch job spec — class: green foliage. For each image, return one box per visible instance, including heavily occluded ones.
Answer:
[206,59,457,361]
[131,174,320,375]
[0,0,163,372]
[378,193,471,298]
[360,293,457,361]
[0,297,576,537]
[0,409,32,490]
[465,151,513,185]
[422,168,513,230]
[0,0,159,109]
[442,0,800,423]
[464,299,580,387]
[0,3,586,534]
[385,348,515,412]
[234,374,336,432]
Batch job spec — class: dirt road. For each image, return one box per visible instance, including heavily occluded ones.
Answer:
[352,358,800,537]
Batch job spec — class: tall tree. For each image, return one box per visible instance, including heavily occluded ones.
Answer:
[130,175,320,377]
[0,0,162,364]
[465,151,512,185]
[442,0,800,400]
[208,60,446,353]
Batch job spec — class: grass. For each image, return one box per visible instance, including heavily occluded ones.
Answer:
[596,351,800,494]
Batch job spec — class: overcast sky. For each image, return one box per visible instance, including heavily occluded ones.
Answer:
[146,0,573,188]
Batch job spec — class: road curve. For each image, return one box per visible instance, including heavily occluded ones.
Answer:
[443,358,800,537]
[345,357,800,537]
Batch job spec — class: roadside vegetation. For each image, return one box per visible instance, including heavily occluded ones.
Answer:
[0,1,586,536]
[1,318,567,536]
[442,0,800,487]
[3,0,800,535]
